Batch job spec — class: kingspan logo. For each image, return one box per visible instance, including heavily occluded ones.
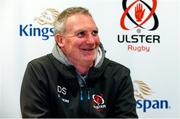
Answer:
[19,8,60,40]
[133,80,171,112]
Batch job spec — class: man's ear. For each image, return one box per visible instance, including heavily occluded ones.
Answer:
[55,33,65,47]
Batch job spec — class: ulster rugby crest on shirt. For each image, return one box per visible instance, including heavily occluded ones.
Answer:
[92,94,106,112]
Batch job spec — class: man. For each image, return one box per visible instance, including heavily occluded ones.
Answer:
[20,7,138,118]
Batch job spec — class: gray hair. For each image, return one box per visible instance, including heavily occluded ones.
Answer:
[54,7,92,35]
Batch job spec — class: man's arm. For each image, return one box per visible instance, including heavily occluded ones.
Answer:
[20,62,50,117]
[113,68,138,118]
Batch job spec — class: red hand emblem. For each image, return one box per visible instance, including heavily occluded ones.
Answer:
[135,3,145,22]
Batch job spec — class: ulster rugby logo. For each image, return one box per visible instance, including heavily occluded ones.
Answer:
[120,0,159,31]
[92,94,106,111]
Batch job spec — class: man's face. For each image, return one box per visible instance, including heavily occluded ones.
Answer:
[58,14,100,66]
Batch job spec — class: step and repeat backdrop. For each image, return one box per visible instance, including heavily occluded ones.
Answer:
[0,0,180,118]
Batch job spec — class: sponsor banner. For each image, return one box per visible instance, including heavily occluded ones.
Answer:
[0,0,179,118]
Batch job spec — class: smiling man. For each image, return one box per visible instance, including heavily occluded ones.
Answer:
[55,12,100,75]
[20,7,138,118]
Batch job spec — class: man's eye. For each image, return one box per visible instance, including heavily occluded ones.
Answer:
[76,31,86,38]
[92,30,98,36]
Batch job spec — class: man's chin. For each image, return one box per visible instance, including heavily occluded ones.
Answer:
[82,57,96,63]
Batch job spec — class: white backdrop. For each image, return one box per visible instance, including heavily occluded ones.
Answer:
[0,0,180,118]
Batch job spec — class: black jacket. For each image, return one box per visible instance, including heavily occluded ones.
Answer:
[20,54,138,118]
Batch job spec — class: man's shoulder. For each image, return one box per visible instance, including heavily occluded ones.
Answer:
[27,53,66,73]
[29,54,52,65]
[26,54,58,70]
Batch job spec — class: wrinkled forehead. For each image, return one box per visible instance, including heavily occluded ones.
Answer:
[65,14,98,33]
[65,13,94,24]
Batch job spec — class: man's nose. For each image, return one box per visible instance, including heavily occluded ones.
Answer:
[86,34,96,44]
